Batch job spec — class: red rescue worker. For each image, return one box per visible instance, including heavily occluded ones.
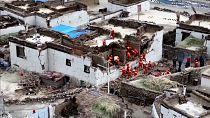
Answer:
[127,46,132,52]
[144,64,149,74]
[140,55,144,62]
[194,59,199,68]
[110,30,115,39]
[121,67,126,76]
[102,39,106,46]
[127,52,132,60]
[139,60,143,70]
[126,64,130,73]
[141,52,145,59]
[148,61,153,70]
[114,56,120,65]
[134,69,138,77]
[127,68,132,80]
[108,55,113,65]
[165,69,171,75]
[132,49,138,57]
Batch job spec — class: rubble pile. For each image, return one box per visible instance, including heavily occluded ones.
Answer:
[5,88,83,105]
[142,77,177,92]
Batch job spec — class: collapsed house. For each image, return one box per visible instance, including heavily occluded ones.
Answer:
[0,0,89,28]
[158,91,210,118]
[90,18,164,62]
[0,15,24,36]
[175,14,210,56]
[105,0,150,15]
[8,18,163,86]
[152,67,210,118]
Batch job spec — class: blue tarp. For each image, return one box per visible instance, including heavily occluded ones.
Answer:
[52,25,90,39]
[33,0,48,3]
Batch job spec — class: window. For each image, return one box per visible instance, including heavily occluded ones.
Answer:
[16,46,25,58]
[66,59,71,66]
[84,65,90,73]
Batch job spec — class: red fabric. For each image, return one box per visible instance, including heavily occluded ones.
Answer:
[111,30,115,38]
[127,52,132,60]
[144,64,149,74]
[127,69,132,79]
[102,40,106,46]
[187,58,191,62]
[141,53,145,59]
[194,61,199,67]
[139,61,143,69]
[134,69,138,77]
[122,67,126,76]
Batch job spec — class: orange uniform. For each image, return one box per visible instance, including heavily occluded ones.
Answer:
[134,69,138,77]
[194,60,199,68]
[139,60,143,70]
[144,64,149,74]
[127,52,132,60]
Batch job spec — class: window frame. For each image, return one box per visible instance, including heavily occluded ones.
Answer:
[66,59,71,67]
[16,46,26,59]
[84,65,90,73]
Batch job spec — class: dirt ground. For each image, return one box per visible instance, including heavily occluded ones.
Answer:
[61,89,151,118]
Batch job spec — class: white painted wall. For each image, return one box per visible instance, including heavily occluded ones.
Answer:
[201,76,210,88]
[2,10,89,28]
[0,25,25,36]
[152,103,160,118]
[90,10,122,24]
[9,42,48,73]
[9,41,122,86]
[1,10,36,26]
[145,30,163,62]
[50,10,89,27]
[106,1,150,15]
[35,16,48,28]
[126,1,150,15]
[160,105,187,118]
[47,48,98,85]
[175,28,210,55]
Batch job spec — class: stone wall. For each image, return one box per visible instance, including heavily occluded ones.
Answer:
[161,66,210,85]
[163,44,207,60]
[120,82,161,105]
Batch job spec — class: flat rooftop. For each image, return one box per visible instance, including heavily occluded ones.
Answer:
[122,10,189,32]
[4,1,87,18]
[176,35,205,51]
[190,20,210,30]
[179,14,210,34]
[25,33,54,44]
[163,92,210,117]
[0,15,23,29]
[101,24,137,38]
[109,0,147,6]
[84,35,123,47]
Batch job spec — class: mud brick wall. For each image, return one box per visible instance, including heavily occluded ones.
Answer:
[124,35,141,52]
[163,66,210,85]
[120,82,161,105]
[113,48,127,64]
[92,54,107,67]
[163,44,207,60]
[163,29,176,46]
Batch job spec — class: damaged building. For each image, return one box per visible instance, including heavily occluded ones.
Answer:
[0,15,24,36]
[105,0,150,15]
[175,14,210,56]
[8,18,163,86]
[90,18,164,62]
[0,0,89,28]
